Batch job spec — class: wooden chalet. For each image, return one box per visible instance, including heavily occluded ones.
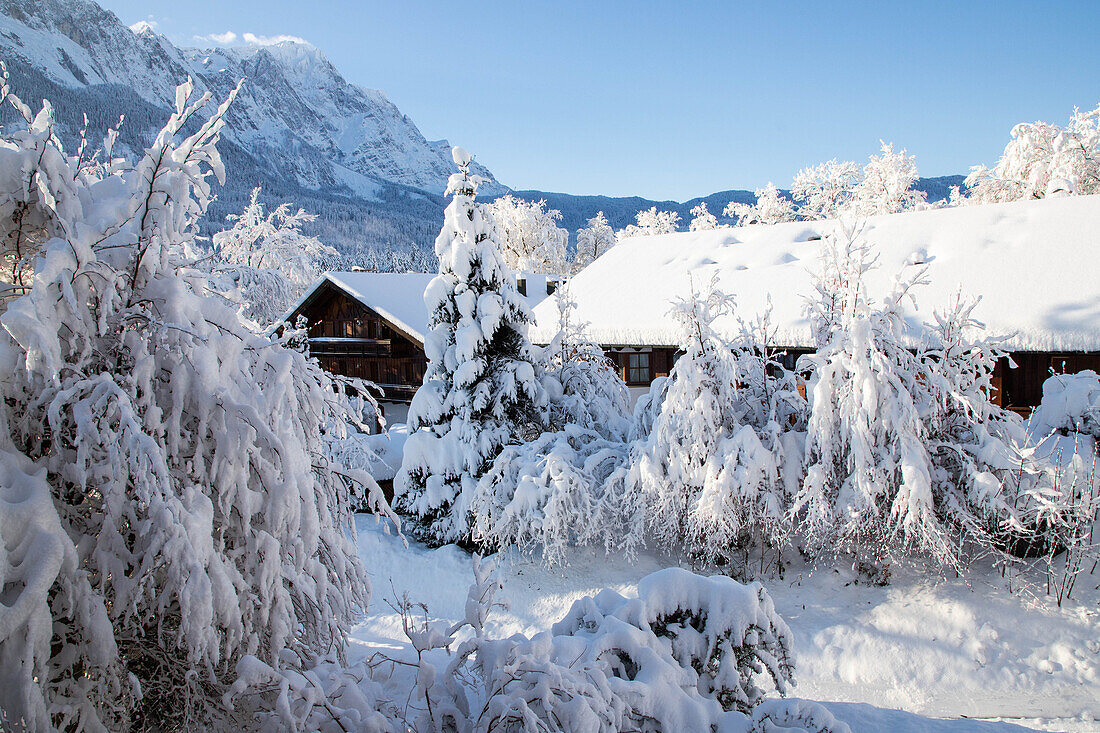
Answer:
[283,271,560,404]
[284,273,434,402]
[531,195,1100,414]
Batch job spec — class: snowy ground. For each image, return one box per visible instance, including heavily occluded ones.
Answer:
[349,515,1099,732]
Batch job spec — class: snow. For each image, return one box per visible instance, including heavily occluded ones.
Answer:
[0,0,188,97]
[1030,371,1100,438]
[362,423,408,482]
[351,517,1097,731]
[315,272,436,344]
[532,194,1100,352]
[283,271,556,346]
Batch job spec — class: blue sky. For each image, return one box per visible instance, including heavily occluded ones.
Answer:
[99,0,1100,201]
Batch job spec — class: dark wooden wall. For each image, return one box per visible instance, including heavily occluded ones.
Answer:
[602,344,1098,416]
[290,282,427,402]
[993,352,1100,415]
[604,347,678,386]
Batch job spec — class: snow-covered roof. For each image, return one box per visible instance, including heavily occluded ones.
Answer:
[287,271,556,346]
[531,195,1100,352]
[326,272,437,344]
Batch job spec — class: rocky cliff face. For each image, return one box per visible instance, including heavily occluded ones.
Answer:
[0,0,502,258]
[0,0,501,199]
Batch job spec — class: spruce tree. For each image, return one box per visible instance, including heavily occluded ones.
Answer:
[394,147,547,545]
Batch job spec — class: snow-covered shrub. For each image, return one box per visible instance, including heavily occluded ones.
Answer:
[689,201,720,231]
[407,561,812,732]
[573,210,617,271]
[626,276,805,571]
[630,374,670,441]
[471,424,632,565]
[224,655,398,733]
[394,147,547,546]
[470,285,635,563]
[618,205,681,238]
[0,78,387,730]
[965,103,1100,202]
[725,183,799,226]
[1029,371,1100,596]
[750,698,851,733]
[920,295,1057,554]
[543,283,632,440]
[794,229,1043,571]
[0,65,77,306]
[210,185,339,326]
[1031,370,1100,440]
[619,567,795,714]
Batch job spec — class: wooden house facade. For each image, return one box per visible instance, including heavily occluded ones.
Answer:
[286,276,430,402]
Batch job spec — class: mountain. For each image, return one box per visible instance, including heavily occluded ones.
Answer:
[0,0,501,258]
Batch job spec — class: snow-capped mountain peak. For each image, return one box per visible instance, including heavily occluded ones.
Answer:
[0,0,502,198]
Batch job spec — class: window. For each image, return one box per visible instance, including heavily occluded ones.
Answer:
[627,352,650,384]
[516,278,527,296]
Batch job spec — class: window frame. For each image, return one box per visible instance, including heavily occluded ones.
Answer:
[626,351,651,385]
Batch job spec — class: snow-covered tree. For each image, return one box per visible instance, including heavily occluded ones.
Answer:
[471,425,632,565]
[618,205,681,238]
[724,183,799,226]
[627,277,745,555]
[795,229,934,565]
[394,147,548,546]
[625,275,804,571]
[689,201,720,231]
[210,186,339,326]
[790,158,862,220]
[847,141,926,216]
[965,103,1100,202]
[919,294,1052,556]
[686,303,808,571]
[0,78,390,731]
[794,228,1041,571]
[543,284,632,440]
[471,286,633,564]
[1053,104,1100,195]
[0,63,100,307]
[486,194,569,274]
[573,210,616,270]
